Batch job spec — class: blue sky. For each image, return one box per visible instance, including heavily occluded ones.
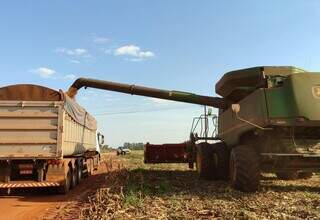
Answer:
[1,1,320,146]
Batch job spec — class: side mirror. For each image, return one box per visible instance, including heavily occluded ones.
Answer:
[231,104,240,114]
[97,132,105,145]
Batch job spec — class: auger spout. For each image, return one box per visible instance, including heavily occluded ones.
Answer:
[67,78,228,109]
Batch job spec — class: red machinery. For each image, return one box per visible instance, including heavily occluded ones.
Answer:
[144,142,189,163]
[144,110,218,168]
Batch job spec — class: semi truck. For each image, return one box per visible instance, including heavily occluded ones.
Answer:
[0,84,103,194]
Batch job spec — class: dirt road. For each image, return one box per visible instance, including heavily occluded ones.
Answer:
[0,154,115,220]
[0,192,63,220]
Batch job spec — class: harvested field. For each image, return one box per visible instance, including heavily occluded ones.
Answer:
[79,151,320,220]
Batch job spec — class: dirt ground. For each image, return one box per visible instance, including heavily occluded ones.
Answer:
[0,153,117,220]
[0,151,320,220]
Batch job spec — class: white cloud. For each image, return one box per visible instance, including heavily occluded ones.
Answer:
[93,36,110,44]
[146,97,174,105]
[114,45,155,60]
[70,59,80,64]
[55,47,90,57]
[64,74,76,80]
[31,67,56,78]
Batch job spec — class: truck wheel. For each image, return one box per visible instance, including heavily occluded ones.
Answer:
[90,158,95,173]
[212,142,229,180]
[196,142,214,180]
[0,189,6,196]
[77,163,82,183]
[87,159,93,176]
[58,166,72,194]
[298,172,313,179]
[37,169,44,182]
[276,172,298,180]
[72,165,78,188]
[229,145,260,192]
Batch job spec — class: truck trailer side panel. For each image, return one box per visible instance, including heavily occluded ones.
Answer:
[63,114,97,156]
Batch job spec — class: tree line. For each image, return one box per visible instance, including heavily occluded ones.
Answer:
[123,142,144,150]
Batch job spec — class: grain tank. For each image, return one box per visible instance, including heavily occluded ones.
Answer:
[0,84,102,194]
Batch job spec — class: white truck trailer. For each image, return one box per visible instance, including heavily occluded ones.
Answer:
[0,84,103,194]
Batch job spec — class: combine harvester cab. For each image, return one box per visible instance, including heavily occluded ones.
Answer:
[0,85,102,194]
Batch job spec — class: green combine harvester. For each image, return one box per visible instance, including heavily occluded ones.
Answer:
[68,66,320,192]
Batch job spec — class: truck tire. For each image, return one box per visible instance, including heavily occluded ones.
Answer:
[77,163,82,183]
[276,172,298,180]
[72,165,78,188]
[229,145,260,192]
[58,166,72,194]
[90,158,95,173]
[0,189,6,196]
[87,158,93,176]
[196,142,215,180]
[212,142,229,180]
[37,169,44,182]
[298,172,313,179]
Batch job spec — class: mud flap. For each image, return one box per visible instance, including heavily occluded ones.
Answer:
[0,162,10,183]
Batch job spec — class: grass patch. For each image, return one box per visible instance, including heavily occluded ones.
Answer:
[123,167,173,207]
[123,168,151,206]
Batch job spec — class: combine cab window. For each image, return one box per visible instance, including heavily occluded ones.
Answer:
[267,76,287,88]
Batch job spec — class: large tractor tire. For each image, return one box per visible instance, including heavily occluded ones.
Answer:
[276,172,298,180]
[211,142,229,180]
[196,142,215,180]
[229,145,261,192]
[298,172,313,179]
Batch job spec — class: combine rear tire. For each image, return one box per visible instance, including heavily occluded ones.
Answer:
[212,142,229,180]
[276,172,298,180]
[229,145,260,192]
[196,142,215,180]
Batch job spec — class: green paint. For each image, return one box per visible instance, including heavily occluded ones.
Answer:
[266,73,320,121]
